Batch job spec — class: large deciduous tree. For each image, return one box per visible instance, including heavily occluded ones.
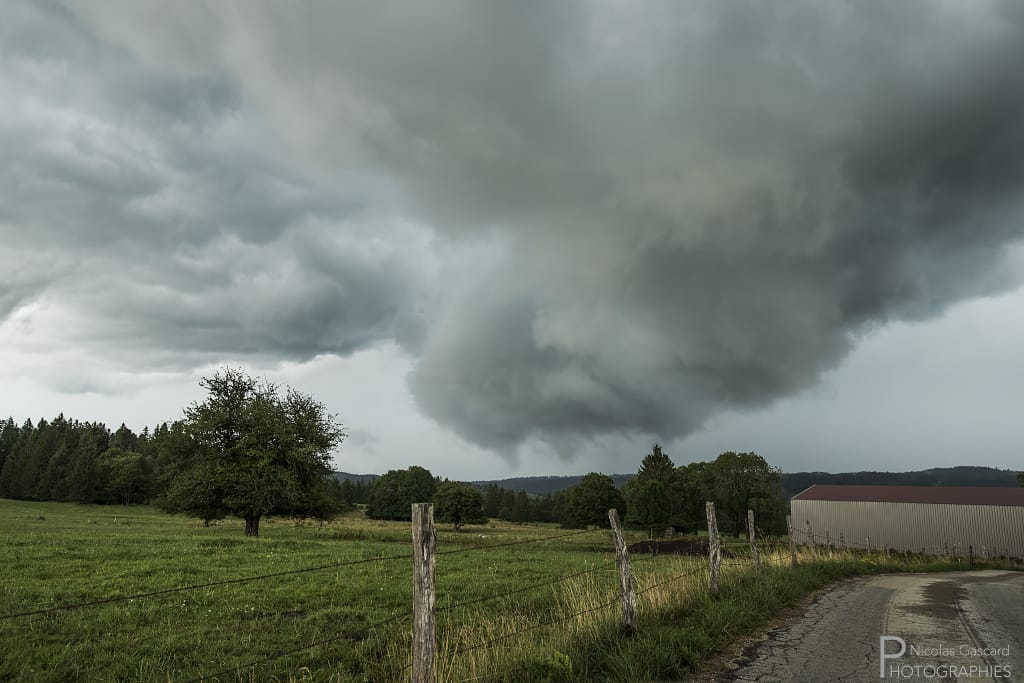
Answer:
[433,481,487,531]
[709,451,784,537]
[366,466,437,521]
[157,368,345,537]
[560,472,626,529]
[675,460,715,532]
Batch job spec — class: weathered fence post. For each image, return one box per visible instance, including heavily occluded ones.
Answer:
[839,532,846,552]
[412,503,436,683]
[706,502,721,594]
[608,508,638,632]
[866,537,871,553]
[806,520,817,559]
[747,509,760,571]
[825,529,832,558]
[982,545,989,560]
[786,515,797,568]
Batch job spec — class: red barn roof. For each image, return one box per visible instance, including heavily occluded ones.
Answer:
[791,485,1024,506]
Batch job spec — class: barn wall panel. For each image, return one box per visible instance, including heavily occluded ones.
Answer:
[789,501,1024,558]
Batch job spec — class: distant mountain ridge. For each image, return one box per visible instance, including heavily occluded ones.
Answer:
[332,472,379,485]
[779,466,1019,499]
[469,474,634,496]
[335,465,1020,498]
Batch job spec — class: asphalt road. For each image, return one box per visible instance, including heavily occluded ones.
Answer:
[707,570,1023,682]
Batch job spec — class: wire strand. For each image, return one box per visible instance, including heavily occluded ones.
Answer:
[1,528,605,621]
[185,609,413,683]
[437,559,618,613]
[437,528,605,557]
[446,592,620,659]
[0,551,415,621]
[636,565,705,596]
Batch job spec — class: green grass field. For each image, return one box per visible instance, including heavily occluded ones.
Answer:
[1,499,1019,682]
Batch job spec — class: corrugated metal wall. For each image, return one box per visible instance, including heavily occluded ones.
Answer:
[790,500,1024,558]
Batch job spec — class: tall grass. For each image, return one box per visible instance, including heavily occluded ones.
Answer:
[425,542,1022,682]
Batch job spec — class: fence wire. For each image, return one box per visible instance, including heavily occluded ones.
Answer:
[635,564,705,596]
[437,558,618,614]
[446,591,620,660]
[0,550,416,621]
[1,528,605,622]
[437,527,604,557]
[185,608,414,683]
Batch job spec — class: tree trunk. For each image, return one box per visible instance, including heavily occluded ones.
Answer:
[245,515,261,537]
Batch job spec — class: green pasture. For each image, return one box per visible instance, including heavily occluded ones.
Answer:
[1,499,1019,682]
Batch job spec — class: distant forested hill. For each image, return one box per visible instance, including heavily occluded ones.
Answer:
[779,466,1020,499]
[469,466,1018,497]
[468,474,633,495]
[337,465,1020,498]
[333,472,379,485]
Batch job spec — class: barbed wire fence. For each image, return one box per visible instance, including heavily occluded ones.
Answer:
[3,501,1017,683]
[0,513,626,682]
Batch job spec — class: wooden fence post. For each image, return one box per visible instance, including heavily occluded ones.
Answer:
[806,521,817,559]
[747,509,760,571]
[982,545,989,560]
[786,515,797,567]
[607,509,638,632]
[706,502,721,594]
[866,537,871,553]
[839,532,846,552]
[412,503,436,683]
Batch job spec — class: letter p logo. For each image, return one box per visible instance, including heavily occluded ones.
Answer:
[880,636,906,678]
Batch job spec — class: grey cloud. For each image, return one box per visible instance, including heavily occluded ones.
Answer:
[344,428,379,451]
[9,1,1024,460]
[1,0,429,373]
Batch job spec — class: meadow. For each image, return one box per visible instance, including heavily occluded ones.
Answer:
[2,499,1019,682]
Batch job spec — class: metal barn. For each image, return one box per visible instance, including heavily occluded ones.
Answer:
[789,485,1024,559]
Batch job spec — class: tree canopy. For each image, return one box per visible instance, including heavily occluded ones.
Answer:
[561,472,625,528]
[624,444,677,529]
[366,466,438,521]
[156,368,345,536]
[433,481,487,530]
[709,451,784,537]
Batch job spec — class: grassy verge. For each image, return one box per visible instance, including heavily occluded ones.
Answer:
[1,499,1020,682]
[432,545,1022,682]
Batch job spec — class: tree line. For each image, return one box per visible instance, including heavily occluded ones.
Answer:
[1,368,787,538]
[359,444,786,536]
[0,413,351,513]
[0,415,160,505]
[0,369,350,537]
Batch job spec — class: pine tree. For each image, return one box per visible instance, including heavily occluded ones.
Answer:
[0,417,18,476]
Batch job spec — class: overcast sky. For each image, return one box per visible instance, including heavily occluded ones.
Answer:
[2,1,1023,480]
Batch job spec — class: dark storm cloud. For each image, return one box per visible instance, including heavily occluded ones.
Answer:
[1,0,429,371]
[8,1,1024,456]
